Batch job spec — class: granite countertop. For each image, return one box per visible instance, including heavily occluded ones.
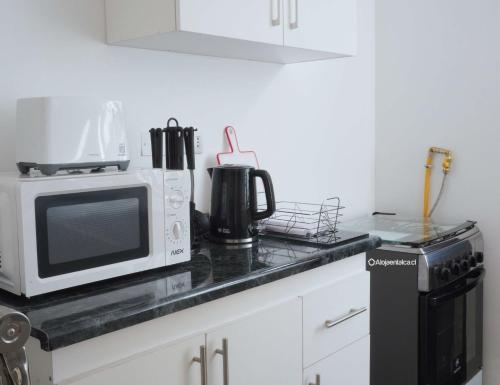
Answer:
[0,235,380,352]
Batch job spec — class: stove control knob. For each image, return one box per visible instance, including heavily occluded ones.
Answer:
[450,262,461,275]
[460,259,470,272]
[468,255,478,268]
[475,251,484,263]
[439,267,451,281]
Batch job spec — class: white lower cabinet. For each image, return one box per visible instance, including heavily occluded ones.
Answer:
[65,300,302,385]
[66,333,205,385]
[207,299,302,385]
[302,271,370,367]
[303,336,370,385]
[301,271,370,385]
[31,254,370,385]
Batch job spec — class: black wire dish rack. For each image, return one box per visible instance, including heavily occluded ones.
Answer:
[259,197,366,247]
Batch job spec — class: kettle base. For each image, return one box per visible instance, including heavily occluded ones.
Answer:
[209,235,258,244]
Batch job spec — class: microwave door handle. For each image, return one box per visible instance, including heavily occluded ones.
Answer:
[430,269,484,307]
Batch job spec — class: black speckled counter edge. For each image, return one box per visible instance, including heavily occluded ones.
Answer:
[30,236,380,351]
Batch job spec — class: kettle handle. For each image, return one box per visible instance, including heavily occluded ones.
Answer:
[251,169,276,221]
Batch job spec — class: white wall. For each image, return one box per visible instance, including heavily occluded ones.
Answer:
[376,0,500,383]
[0,0,374,218]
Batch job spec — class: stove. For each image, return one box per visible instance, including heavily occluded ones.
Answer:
[342,215,483,291]
[341,215,484,385]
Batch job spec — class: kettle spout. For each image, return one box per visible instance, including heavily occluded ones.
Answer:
[207,168,214,179]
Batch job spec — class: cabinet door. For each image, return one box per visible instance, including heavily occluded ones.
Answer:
[177,0,284,45]
[302,271,369,367]
[303,336,370,385]
[284,0,356,55]
[206,299,302,385]
[66,334,205,385]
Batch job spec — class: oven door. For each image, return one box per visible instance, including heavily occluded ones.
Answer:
[18,170,166,296]
[419,268,484,385]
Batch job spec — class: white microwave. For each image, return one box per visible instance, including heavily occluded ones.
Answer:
[0,169,191,297]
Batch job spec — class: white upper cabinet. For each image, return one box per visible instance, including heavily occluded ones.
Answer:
[284,0,357,55]
[105,0,357,63]
[177,0,284,45]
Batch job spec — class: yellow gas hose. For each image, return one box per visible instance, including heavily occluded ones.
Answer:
[423,147,452,218]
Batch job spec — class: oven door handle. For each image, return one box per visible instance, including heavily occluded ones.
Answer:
[429,268,484,307]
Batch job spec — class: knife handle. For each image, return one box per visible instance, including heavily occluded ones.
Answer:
[164,118,184,170]
[184,127,196,170]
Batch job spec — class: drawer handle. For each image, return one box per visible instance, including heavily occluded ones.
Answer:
[289,0,299,29]
[324,307,367,329]
[215,338,229,385]
[309,374,321,385]
[192,345,208,385]
[271,0,281,26]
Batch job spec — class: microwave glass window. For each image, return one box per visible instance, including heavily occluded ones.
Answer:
[36,187,149,278]
[46,198,141,264]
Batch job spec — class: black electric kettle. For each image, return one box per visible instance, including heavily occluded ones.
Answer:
[207,165,276,244]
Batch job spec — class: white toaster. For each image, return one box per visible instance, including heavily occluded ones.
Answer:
[16,96,130,175]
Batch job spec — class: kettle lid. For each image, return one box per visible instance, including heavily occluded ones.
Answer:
[214,164,255,170]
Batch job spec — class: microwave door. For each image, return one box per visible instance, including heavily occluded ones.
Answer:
[14,170,166,297]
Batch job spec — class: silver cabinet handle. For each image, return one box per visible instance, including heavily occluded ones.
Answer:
[215,338,229,385]
[193,345,208,385]
[309,374,321,385]
[324,307,367,328]
[271,0,281,26]
[289,0,298,29]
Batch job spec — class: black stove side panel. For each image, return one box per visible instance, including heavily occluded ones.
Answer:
[367,249,420,385]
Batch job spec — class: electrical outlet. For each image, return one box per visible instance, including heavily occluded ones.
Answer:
[195,133,202,154]
[141,132,152,156]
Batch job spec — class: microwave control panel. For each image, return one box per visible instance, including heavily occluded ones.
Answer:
[164,171,191,264]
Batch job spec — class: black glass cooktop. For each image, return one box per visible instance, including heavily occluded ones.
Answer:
[340,214,476,248]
